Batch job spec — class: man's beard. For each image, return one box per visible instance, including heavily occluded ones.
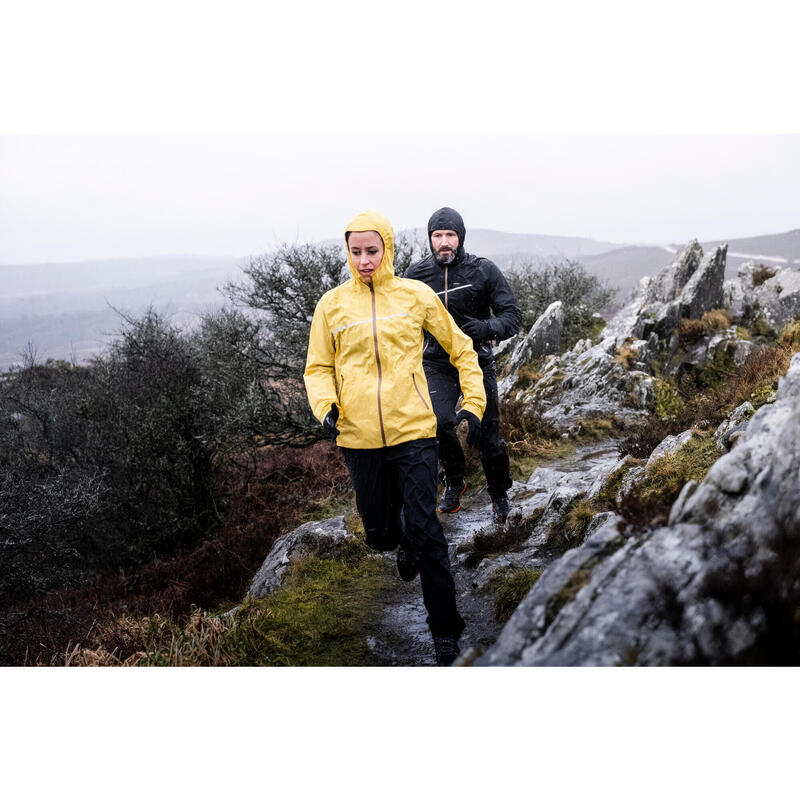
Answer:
[433,247,456,265]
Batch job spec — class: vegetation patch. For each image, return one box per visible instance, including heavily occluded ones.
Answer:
[752,265,776,288]
[575,415,628,440]
[701,308,733,333]
[618,431,719,531]
[486,566,543,623]
[677,318,706,349]
[459,508,545,568]
[499,397,573,478]
[779,320,800,349]
[594,460,636,510]
[64,541,393,667]
[512,357,545,392]
[547,495,596,553]
[751,312,771,337]
[650,376,686,420]
[614,338,638,369]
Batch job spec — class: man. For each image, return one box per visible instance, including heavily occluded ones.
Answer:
[405,207,521,523]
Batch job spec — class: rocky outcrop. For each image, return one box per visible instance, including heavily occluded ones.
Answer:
[247,515,353,598]
[678,245,727,320]
[498,301,563,396]
[714,401,753,453]
[724,261,800,334]
[478,353,800,666]
[499,241,733,430]
[750,266,800,334]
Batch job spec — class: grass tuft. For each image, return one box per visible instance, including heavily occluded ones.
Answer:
[486,567,543,623]
[459,508,544,568]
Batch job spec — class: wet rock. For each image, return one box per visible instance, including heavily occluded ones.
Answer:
[678,245,727,320]
[247,515,353,598]
[498,301,564,396]
[714,401,754,453]
[479,352,800,666]
[752,265,800,334]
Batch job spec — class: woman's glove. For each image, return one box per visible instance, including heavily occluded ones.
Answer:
[455,409,482,449]
[322,403,340,441]
[459,315,491,341]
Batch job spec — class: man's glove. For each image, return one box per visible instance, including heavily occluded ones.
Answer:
[322,403,340,441]
[456,409,482,449]
[460,315,491,341]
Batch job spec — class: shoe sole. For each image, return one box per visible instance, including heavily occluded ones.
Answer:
[439,482,466,514]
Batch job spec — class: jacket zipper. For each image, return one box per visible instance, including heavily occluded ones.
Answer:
[412,373,430,410]
[369,282,387,446]
[444,266,449,309]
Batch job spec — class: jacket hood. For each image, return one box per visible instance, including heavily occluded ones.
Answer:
[345,210,395,285]
[427,207,466,262]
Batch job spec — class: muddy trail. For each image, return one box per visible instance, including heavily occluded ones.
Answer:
[366,439,621,666]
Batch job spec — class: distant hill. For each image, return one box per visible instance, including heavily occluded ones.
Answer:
[2,228,798,370]
[402,227,625,259]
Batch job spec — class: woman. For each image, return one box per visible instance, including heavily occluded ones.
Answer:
[304,209,486,666]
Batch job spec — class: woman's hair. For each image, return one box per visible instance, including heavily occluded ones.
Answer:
[345,230,381,246]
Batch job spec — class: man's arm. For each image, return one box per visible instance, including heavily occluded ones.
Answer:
[483,260,522,341]
[419,285,486,420]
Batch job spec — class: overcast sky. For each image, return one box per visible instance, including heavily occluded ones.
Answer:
[2,134,799,264]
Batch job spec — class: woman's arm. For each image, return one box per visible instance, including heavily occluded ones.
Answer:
[303,299,338,423]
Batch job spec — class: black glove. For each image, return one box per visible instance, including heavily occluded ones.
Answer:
[460,315,491,341]
[322,403,340,441]
[456,409,482,449]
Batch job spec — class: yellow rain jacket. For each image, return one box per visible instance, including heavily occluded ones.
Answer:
[304,210,486,449]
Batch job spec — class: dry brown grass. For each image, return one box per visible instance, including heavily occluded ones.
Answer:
[752,265,777,287]
[614,338,637,369]
[701,308,733,332]
[677,318,706,348]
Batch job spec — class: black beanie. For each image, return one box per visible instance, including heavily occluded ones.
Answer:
[427,207,466,259]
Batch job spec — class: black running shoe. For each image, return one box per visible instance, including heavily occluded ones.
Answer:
[396,542,420,582]
[492,493,511,524]
[439,480,466,513]
[433,635,461,666]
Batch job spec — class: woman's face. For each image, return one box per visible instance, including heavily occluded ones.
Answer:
[348,230,384,283]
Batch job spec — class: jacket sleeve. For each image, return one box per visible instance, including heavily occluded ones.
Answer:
[419,286,487,420]
[483,260,522,342]
[303,297,338,423]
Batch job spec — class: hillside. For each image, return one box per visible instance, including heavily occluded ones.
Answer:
[39,239,800,667]
[2,227,799,370]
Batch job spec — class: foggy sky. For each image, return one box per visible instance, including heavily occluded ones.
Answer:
[2,134,799,265]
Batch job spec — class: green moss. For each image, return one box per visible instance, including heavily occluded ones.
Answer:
[486,566,543,623]
[650,376,686,420]
[297,493,355,525]
[595,460,633,510]
[130,541,393,666]
[735,326,752,341]
[748,383,778,410]
[548,495,597,553]
[752,312,771,338]
[687,345,735,392]
[226,553,392,666]
[637,432,719,508]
